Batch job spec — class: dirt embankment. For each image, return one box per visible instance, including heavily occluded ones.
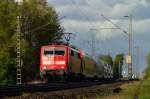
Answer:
[4,82,125,99]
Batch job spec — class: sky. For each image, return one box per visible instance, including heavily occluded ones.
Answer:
[48,0,150,75]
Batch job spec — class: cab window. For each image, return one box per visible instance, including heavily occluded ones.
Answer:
[44,48,53,55]
[54,48,65,55]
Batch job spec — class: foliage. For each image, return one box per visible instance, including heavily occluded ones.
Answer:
[99,54,113,66]
[133,52,150,98]
[138,52,150,99]
[139,79,150,99]
[0,0,62,84]
[20,0,62,82]
[0,0,17,85]
[145,52,150,79]
[113,53,124,79]
[104,81,140,99]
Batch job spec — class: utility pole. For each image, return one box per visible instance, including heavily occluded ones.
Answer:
[91,33,96,60]
[124,15,132,79]
[128,15,132,79]
[90,28,119,59]
[137,46,140,79]
[119,60,121,80]
[90,29,103,60]
[95,14,133,79]
[16,0,22,85]
[135,46,140,79]
[16,14,22,85]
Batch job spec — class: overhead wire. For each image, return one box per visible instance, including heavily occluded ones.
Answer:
[69,0,96,28]
[49,0,80,43]
[85,0,129,54]
[84,0,110,52]
[86,0,128,35]
[69,0,98,56]
[49,0,128,56]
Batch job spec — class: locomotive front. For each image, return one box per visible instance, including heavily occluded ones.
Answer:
[40,44,68,79]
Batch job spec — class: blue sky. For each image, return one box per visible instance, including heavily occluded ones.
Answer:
[48,0,150,75]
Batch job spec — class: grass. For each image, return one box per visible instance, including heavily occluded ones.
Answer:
[139,79,150,99]
[102,81,140,99]
[22,92,31,97]
[103,79,150,99]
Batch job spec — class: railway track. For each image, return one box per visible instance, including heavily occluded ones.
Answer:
[0,80,127,98]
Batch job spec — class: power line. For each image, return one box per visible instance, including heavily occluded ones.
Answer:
[49,1,79,33]
[69,0,101,58]
[86,0,128,35]
[101,14,128,35]
[52,3,79,43]
[86,0,105,27]
[52,0,98,52]
[85,0,116,55]
[86,0,130,57]
[69,0,96,26]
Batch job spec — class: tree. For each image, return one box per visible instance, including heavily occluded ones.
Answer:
[20,0,63,82]
[113,53,124,79]
[0,0,18,85]
[0,0,62,84]
[145,52,150,79]
[99,54,113,66]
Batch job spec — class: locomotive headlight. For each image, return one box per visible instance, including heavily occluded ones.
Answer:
[61,66,64,69]
[43,66,47,69]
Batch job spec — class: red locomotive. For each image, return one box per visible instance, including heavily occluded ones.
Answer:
[40,42,113,81]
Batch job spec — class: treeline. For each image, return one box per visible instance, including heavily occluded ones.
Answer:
[145,52,150,79]
[99,53,124,79]
[0,0,62,85]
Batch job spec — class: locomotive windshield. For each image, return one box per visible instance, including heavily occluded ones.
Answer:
[44,48,53,55]
[43,48,65,55]
[54,48,65,55]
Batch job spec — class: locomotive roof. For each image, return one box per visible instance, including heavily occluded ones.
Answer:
[42,42,82,52]
[41,42,86,56]
[44,42,79,49]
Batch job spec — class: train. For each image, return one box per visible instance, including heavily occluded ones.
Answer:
[40,42,113,81]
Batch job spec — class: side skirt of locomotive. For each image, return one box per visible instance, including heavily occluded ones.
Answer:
[40,69,114,83]
[40,69,89,82]
[40,69,66,82]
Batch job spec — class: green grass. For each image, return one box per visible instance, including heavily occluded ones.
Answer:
[103,79,150,99]
[139,79,150,99]
[101,81,140,99]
